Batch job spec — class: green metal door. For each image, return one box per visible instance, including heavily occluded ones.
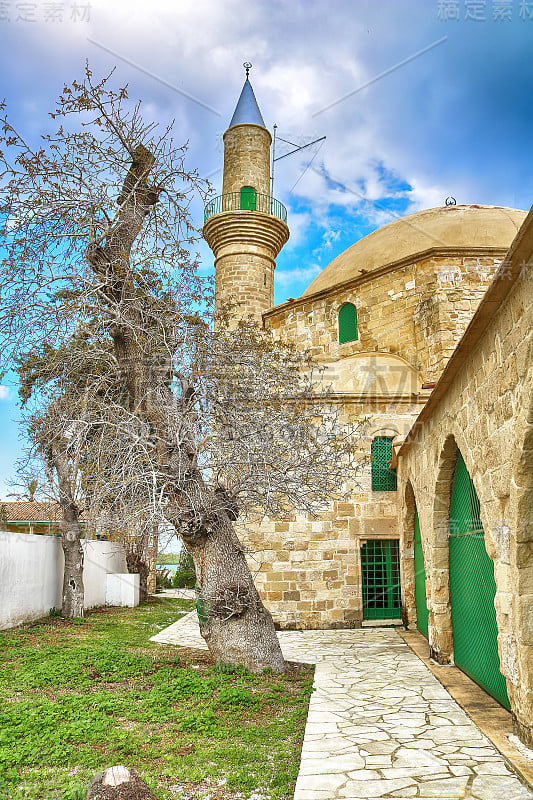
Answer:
[449,452,509,708]
[414,509,429,638]
[361,540,402,621]
[240,185,257,210]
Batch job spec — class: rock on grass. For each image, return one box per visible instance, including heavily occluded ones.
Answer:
[86,766,157,800]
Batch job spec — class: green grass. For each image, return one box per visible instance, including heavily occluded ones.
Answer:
[156,554,182,565]
[0,599,314,800]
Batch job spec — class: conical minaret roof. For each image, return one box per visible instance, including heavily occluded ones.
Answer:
[229,75,266,128]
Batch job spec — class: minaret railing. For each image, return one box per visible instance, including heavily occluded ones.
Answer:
[204,192,288,224]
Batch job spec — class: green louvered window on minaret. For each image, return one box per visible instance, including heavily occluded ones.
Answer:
[240,185,257,211]
[338,302,358,343]
[371,437,397,491]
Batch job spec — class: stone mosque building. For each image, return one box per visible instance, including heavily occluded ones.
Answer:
[203,73,533,746]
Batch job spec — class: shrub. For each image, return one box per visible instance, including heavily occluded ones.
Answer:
[219,686,256,707]
[172,550,196,589]
[156,568,173,591]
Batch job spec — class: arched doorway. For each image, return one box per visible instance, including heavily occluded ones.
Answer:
[449,450,509,708]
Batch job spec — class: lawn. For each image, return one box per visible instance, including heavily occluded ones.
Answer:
[0,598,314,800]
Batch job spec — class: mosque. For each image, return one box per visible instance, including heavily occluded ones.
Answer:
[203,71,533,747]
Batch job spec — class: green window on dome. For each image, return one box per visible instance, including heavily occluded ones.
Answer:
[371,436,397,491]
[240,185,257,211]
[338,302,358,343]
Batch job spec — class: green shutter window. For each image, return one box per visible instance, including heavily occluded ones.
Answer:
[240,185,257,211]
[371,437,397,491]
[338,302,358,343]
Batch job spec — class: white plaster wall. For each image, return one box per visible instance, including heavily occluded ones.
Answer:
[106,573,140,607]
[0,531,129,630]
[83,540,127,608]
[0,530,62,630]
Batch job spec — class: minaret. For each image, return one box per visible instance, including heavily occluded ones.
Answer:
[203,64,289,327]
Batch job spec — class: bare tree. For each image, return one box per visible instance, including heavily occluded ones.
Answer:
[20,397,87,617]
[17,335,164,613]
[0,67,366,670]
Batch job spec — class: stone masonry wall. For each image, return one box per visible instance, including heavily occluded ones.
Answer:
[240,401,425,630]
[239,250,507,630]
[265,253,503,384]
[397,238,533,745]
[222,124,271,197]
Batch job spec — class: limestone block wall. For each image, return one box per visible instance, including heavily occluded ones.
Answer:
[204,211,289,325]
[240,402,425,630]
[215,249,275,319]
[222,124,271,197]
[247,250,502,630]
[265,253,502,385]
[413,256,499,381]
[396,226,533,745]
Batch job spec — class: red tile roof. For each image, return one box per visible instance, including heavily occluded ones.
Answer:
[0,501,79,522]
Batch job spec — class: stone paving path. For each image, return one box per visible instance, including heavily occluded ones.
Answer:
[151,613,533,800]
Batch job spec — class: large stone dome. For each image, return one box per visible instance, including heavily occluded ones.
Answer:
[303,204,527,296]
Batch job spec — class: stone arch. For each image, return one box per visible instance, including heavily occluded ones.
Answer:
[508,388,533,747]
[368,424,401,439]
[511,386,533,547]
[400,479,417,627]
[432,430,512,711]
[429,433,458,663]
[433,427,493,534]
[433,434,457,545]
[322,352,421,395]
[449,425,498,542]
[430,431,495,663]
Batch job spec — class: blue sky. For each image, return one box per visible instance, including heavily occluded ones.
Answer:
[1,0,532,494]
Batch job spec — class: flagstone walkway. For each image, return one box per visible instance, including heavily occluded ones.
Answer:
[151,613,533,800]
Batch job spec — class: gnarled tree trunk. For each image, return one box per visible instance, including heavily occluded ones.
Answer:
[61,523,84,618]
[87,145,286,672]
[54,449,84,618]
[126,551,149,604]
[187,516,286,672]
[146,524,158,595]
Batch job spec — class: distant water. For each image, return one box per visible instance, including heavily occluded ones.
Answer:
[157,563,178,574]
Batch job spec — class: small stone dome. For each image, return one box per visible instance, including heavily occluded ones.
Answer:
[303,204,527,296]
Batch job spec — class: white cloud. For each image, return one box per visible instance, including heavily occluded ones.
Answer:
[281,209,313,251]
[275,264,321,290]
[0,0,529,492]
[4,0,526,232]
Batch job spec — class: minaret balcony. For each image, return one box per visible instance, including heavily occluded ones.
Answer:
[204,191,288,224]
